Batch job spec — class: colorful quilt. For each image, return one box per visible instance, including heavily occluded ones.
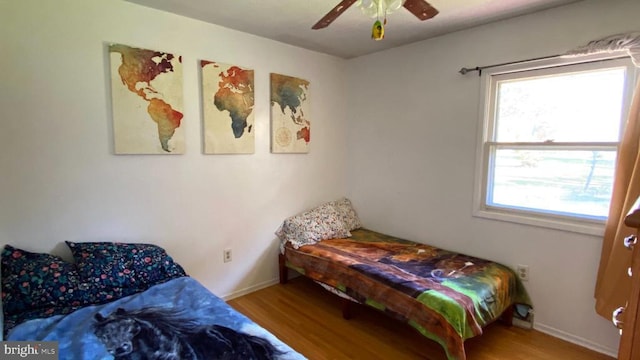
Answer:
[283,228,530,360]
[7,277,305,360]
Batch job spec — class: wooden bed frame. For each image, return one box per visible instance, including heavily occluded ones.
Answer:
[279,249,516,360]
[280,253,355,319]
[279,253,514,323]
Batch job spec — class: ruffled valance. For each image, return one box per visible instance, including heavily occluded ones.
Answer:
[564,32,640,67]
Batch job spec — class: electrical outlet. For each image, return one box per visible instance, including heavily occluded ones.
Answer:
[223,248,232,263]
[516,264,529,281]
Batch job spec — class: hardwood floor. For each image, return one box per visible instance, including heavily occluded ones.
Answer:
[227,276,615,360]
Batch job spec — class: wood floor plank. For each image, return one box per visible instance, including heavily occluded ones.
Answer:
[228,276,615,360]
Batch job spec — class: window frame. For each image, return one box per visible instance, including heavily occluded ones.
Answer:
[472,53,637,236]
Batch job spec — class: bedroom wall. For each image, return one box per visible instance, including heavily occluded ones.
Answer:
[0,0,347,298]
[345,0,640,355]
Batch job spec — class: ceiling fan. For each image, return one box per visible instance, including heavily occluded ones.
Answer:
[312,0,439,40]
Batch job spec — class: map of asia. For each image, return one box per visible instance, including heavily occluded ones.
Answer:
[270,73,310,153]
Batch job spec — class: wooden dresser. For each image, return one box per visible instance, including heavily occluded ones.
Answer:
[617,207,640,360]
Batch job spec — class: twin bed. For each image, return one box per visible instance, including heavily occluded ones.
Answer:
[276,198,531,360]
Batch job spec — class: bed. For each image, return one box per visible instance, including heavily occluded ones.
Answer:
[276,198,531,360]
[1,242,305,360]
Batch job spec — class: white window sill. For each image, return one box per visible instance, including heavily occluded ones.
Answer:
[473,207,605,236]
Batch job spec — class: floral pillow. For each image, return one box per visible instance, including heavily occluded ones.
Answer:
[65,241,187,291]
[329,197,362,231]
[276,203,352,249]
[1,245,82,317]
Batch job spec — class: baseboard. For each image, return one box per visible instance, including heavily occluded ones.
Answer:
[534,322,618,358]
[221,277,280,301]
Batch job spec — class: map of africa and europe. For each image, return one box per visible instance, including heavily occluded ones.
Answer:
[109,43,310,154]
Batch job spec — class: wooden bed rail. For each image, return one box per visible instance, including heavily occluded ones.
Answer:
[279,253,288,285]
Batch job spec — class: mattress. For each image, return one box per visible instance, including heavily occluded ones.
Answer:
[281,228,530,360]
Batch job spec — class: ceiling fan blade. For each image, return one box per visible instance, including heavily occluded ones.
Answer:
[403,0,439,21]
[312,0,358,29]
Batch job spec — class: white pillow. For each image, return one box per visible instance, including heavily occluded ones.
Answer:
[329,197,362,231]
[276,203,351,249]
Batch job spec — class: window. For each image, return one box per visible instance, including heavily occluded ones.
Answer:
[473,55,637,235]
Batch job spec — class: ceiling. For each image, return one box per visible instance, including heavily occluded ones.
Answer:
[125,0,582,59]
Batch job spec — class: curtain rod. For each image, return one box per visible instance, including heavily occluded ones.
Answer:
[458,54,561,76]
[459,53,631,76]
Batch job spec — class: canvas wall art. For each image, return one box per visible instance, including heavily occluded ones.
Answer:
[109,43,184,154]
[201,60,255,154]
[270,73,310,153]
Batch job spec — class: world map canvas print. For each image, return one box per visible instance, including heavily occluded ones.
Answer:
[109,43,184,154]
[201,61,255,154]
[270,73,310,153]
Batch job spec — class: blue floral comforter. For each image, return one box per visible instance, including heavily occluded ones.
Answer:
[7,277,305,360]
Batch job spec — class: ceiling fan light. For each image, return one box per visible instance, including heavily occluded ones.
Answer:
[386,0,406,12]
[357,0,406,18]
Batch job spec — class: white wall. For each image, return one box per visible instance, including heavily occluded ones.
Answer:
[0,0,348,298]
[346,0,640,355]
[2,0,636,356]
